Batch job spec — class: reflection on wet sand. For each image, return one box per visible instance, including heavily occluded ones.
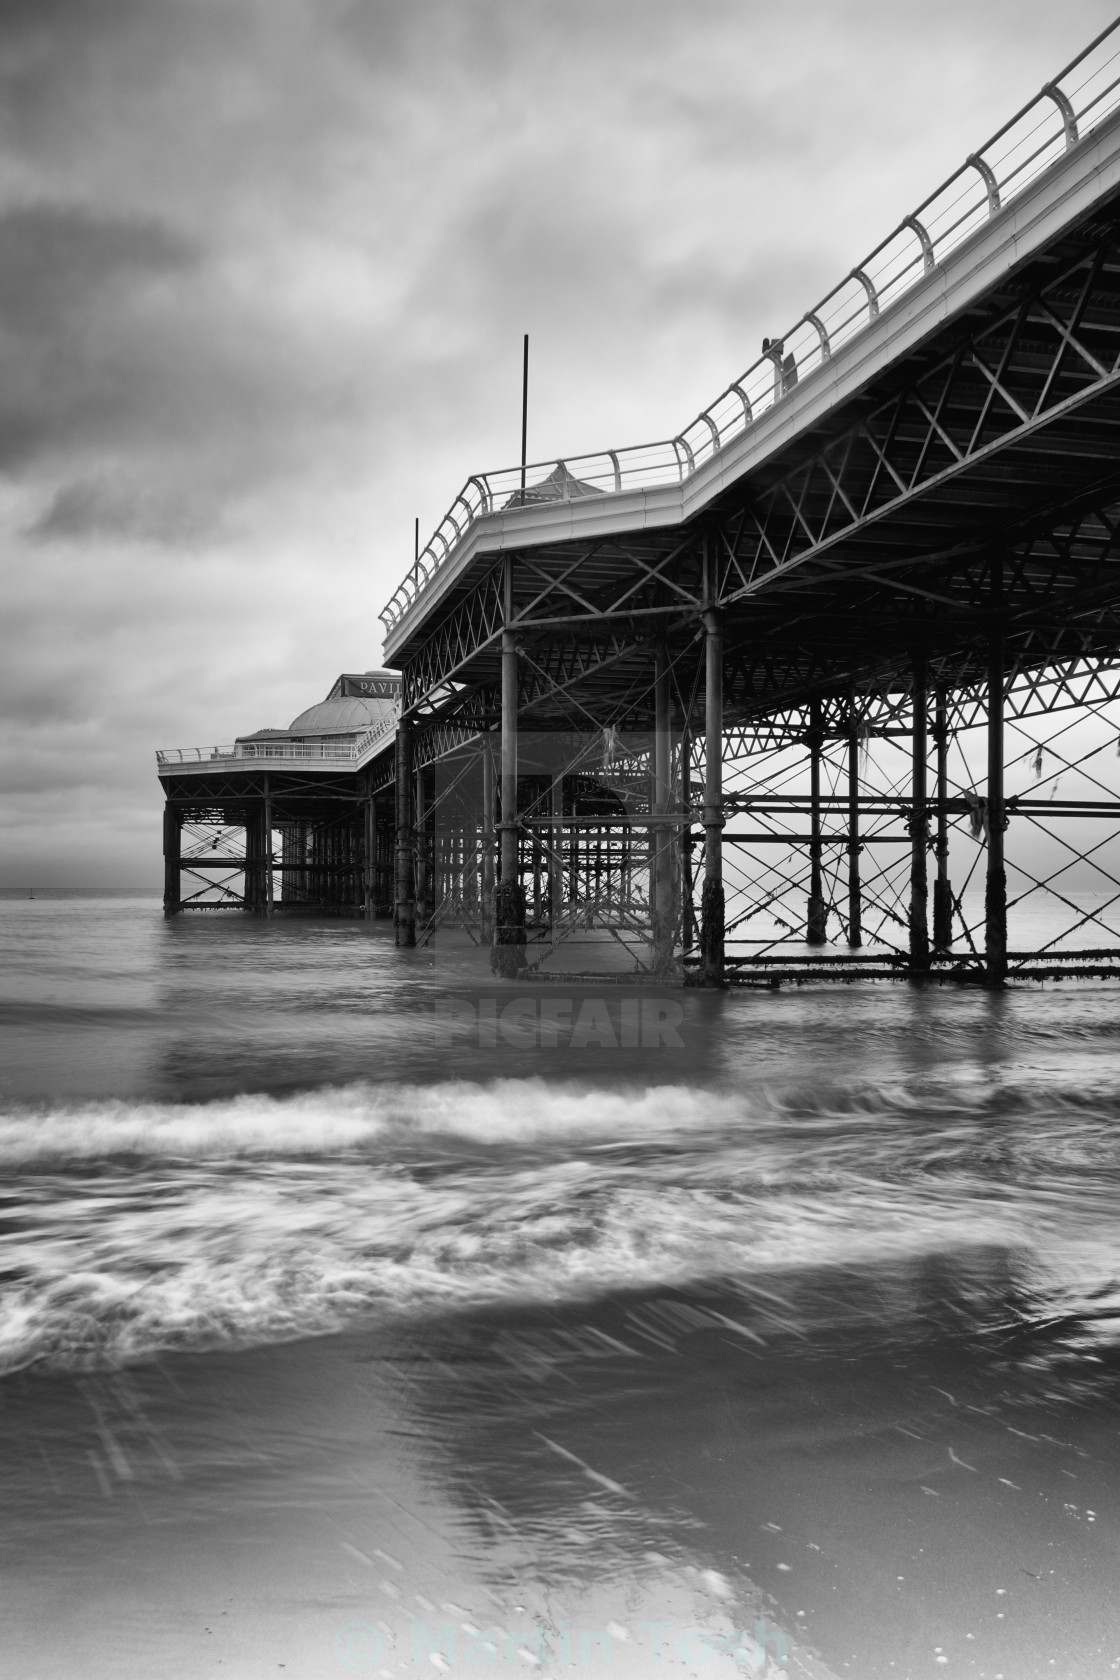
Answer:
[393,1258,1120,1678]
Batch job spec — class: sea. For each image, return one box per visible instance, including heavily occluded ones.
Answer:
[3,890,1120,1679]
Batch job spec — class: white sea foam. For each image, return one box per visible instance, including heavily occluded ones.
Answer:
[2,1076,1119,1376]
[0,1080,755,1165]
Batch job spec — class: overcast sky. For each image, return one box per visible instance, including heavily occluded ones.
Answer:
[1,0,1117,886]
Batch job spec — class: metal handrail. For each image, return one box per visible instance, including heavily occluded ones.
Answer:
[378,20,1120,639]
[156,716,399,770]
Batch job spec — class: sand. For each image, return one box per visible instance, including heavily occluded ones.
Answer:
[2,1279,1118,1678]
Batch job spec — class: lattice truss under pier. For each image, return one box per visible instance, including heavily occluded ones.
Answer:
[176,817,250,910]
[698,658,1120,980]
[423,731,687,975]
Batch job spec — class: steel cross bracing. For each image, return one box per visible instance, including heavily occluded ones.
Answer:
[379,21,1120,637]
[393,209,1120,742]
[676,660,1120,983]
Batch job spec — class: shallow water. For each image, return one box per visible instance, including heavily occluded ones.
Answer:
[4,893,1120,1676]
[3,894,1120,1382]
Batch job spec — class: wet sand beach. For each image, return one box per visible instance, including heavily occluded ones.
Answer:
[5,899,1120,1677]
[5,1269,1120,1679]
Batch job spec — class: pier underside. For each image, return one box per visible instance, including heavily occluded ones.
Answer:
[157,94,1120,985]
[360,186,1120,986]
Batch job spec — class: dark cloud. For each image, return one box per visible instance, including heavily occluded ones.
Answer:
[0,202,197,469]
[24,477,215,547]
[0,0,1116,883]
[0,202,193,329]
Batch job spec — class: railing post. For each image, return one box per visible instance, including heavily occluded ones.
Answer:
[395,717,415,947]
[163,802,181,917]
[909,656,930,973]
[986,559,1007,987]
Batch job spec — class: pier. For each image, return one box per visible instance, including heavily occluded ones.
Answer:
[158,24,1120,986]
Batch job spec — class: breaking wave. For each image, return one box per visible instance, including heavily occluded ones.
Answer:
[1,1076,1119,1377]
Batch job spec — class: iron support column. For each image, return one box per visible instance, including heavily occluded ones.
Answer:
[263,777,274,916]
[933,686,953,951]
[700,607,724,986]
[653,644,674,972]
[481,736,495,941]
[909,656,930,973]
[807,700,826,945]
[363,789,375,919]
[245,798,268,915]
[163,803,181,917]
[395,718,415,947]
[493,555,526,975]
[499,638,518,883]
[414,762,428,936]
[986,562,1007,987]
[681,725,696,956]
[550,766,564,936]
[847,706,861,949]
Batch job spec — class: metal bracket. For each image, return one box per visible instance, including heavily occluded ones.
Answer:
[851,267,880,320]
[903,215,936,274]
[1042,81,1079,150]
[806,311,831,361]
[967,153,1002,216]
[731,382,753,424]
[673,435,696,480]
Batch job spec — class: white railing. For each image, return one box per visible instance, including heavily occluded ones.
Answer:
[157,717,399,769]
[379,20,1120,639]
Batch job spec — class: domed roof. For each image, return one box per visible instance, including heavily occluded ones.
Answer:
[288,695,397,736]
